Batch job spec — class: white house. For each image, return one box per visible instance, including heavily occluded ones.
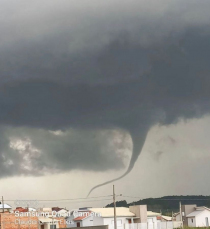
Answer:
[28,207,37,212]
[186,206,210,227]
[161,216,172,222]
[0,204,12,213]
[147,211,172,223]
[66,206,176,229]
[56,209,68,217]
[147,211,161,223]
[66,207,141,229]
[39,216,59,229]
[173,212,181,222]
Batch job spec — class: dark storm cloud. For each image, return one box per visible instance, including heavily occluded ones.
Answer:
[0,127,130,177]
[1,0,210,194]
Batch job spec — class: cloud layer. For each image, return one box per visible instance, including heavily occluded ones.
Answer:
[0,0,210,184]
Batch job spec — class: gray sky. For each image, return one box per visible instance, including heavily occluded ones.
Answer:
[1,0,210,209]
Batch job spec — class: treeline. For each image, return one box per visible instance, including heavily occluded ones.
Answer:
[105,195,210,215]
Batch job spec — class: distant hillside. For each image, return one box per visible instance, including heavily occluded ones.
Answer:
[105,195,210,215]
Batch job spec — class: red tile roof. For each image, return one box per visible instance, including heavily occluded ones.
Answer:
[14,207,28,212]
[74,216,87,221]
[73,211,91,221]
[52,207,64,212]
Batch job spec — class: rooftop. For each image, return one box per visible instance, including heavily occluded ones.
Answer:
[186,206,210,217]
[0,204,12,209]
[39,217,59,223]
[89,207,135,217]
[147,211,161,217]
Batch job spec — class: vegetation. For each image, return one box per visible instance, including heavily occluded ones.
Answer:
[105,195,210,215]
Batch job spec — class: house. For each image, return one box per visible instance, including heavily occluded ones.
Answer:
[0,204,12,213]
[14,207,37,213]
[39,216,60,229]
[66,206,175,229]
[147,211,161,223]
[38,214,67,229]
[161,215,172,222]
[0,206,67,229]
[174,204,210,227]
[173,212,181,221]
[186,206,210,227]
[14,207,28,213]
[147,211,172,223]
[66,205,147,229]
[181,204,197,226]
[52,207,68,217]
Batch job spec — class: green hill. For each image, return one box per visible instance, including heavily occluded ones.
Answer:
[105,195,210,215]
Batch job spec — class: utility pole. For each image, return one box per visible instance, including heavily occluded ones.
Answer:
[2,196,4,213]
[172,211,174,229]
[113,185,117,229]
[179,202,183,228]
[27,204,30,229]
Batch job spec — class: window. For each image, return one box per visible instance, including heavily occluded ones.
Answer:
[50,225,56,229]
[205,217,209,227]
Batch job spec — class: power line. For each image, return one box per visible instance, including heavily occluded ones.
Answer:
[4,195,112,202]
[4,194,210,204]
[121,195,210,201]
[39,198,113,204]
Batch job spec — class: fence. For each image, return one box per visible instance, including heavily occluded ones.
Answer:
[124,222,183,229]
[69,226,108,229]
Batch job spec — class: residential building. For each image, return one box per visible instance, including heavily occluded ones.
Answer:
[181,204,197,226]
[147,211,161,223]
[173,212,181,221]
[66,205,148,229]
[0,209,66,229]
[174,204,210,227]
[148,212,172,223]
[0,204,12,213]
[186,206,210,227]
[14,207,37,213]
[160,215,172,222]
[53,208,68,217]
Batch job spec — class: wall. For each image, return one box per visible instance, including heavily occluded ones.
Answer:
[82,216,94,227]
[56,217,67,228]
[147,217,158,223]
[0,213,39,229]
[181,205,196,226]
[129,205,147,223]
[0,209,12,213]
[129,206,140,223]
[68,225,108,229]
[41,221,59,229]
[125,222,183,229]
[66,214,104,228]
[187,217,196,227]
[175,215,180,221]
[92,215,103,226]
[66,215,77,228]
[103,217,128,229]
